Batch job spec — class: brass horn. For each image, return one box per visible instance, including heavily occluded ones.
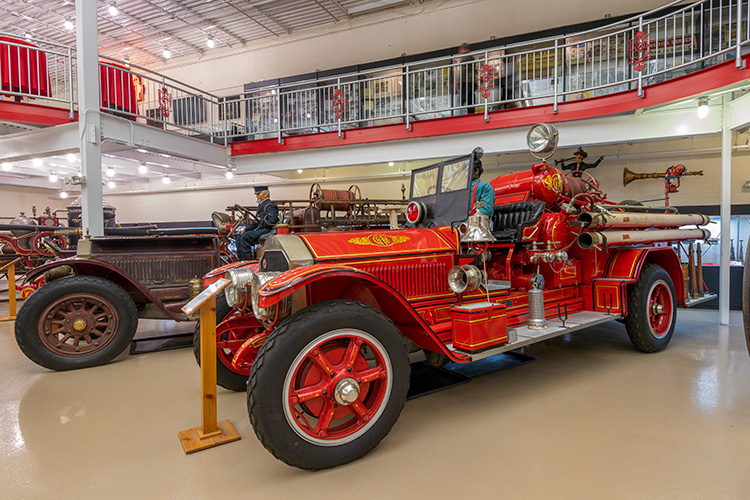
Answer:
[623,167,704,187]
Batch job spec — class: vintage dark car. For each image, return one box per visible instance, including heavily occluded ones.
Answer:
[14,230,228,371]
[200,123,714,470]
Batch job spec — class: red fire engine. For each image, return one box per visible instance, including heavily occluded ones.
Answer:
[204,123,713,469]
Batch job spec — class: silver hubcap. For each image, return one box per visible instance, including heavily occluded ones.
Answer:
[652,303,664,315]
[334,377,360,405]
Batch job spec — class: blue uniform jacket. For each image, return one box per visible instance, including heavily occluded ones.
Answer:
[470,179,495,217]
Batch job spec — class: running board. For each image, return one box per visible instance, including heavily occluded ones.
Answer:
[448,311,621,362]
[683,293,717,307]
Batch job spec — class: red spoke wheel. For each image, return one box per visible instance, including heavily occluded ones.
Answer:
[15,276,138,371]
[284,329,391,445]
[192,292,261,392]
[248,300,409,470]
[625,264,677,353]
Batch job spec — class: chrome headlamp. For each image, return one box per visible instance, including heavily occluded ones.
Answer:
[251,271,282,320]
[526,123,559,160]
[224,267,255,309]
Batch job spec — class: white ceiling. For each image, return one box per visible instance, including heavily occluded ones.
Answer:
[0,0,423,67]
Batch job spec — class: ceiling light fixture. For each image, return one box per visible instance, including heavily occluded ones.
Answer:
[207,36,215,49]
[297,169,303,174]
[388,161,395,166]
[32,158,42,167]
[108,4,118,16]
[64,19,74,30]
[697,97,709,119]
[66,153,76,162]
[25,33,32,40]
[124,55,130,67]
[163,47,171,59]
[1,162,11,171]
[60,191,69,199]
[106,166,115,178]
[162,175,171,185]
[49,172,58,183]
[225,170,233,180]
[107,180,116,189]
[138,163,148,174]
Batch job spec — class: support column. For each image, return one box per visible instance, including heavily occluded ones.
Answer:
[75,0,104,237]
[720,95,732,325]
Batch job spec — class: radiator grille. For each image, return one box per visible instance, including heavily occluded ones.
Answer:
[107,256,214,285]
[359,262,448,298]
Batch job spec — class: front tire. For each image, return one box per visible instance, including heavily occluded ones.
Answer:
[248,300,410,470]
[15,276,138,371]
[625,264,676,352]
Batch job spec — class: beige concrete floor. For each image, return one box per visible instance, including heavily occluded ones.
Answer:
[1,305,749,500]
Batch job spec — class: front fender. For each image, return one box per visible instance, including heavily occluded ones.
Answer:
[258,264,470,363]
[24,257,185,319]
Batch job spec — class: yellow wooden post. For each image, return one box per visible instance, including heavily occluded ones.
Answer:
[1,257,23,322]
[178,278,240,453]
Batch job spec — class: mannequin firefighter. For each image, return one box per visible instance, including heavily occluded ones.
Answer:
[237,186,279,260]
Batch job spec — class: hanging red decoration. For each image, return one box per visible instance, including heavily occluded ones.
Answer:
[629,31,651,72]
[332,88,345,119]
[478,63,495,99]
[158,86,172,118]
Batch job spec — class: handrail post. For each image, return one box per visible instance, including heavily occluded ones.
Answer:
[405,65,411,131]
[553,39,559,113]
[737,0,745,68]
[483,52,489,122]
[276,88,283,144]
[337,77,343,139]
[637,16,645,98]
[67,46,75,120]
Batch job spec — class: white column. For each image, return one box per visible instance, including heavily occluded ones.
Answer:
[75,0,104,237]
[720,96,732,325]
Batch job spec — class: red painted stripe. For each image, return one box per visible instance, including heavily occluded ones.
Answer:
[231,54,750,157]
[0,100,77,126]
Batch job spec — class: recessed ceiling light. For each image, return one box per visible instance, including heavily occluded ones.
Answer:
[389,161,395,166]
[1,162,11,171]
[138,163,148,174]
[66,153,76,162]
[107,180,116,189]
[162,175,171,185]
[60,191,69,199]
[108,4,118,16]
[32,158,42,167]
[106,166,115,178]
[297,169,303,174]
[49,172,58,182]
[225,170,233,179]
[64,19,74,30]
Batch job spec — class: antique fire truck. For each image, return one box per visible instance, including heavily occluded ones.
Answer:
[203,123,713,470]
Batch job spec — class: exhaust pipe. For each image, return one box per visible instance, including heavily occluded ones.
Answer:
[577,212,710,230]
[578,228,710,249]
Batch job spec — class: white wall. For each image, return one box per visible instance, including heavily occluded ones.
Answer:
[153,0,667,95]
[0,186,69,223]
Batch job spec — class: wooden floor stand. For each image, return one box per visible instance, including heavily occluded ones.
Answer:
[177,279,241,454]
[0,257,22,322]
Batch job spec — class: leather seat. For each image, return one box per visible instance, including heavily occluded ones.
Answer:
[491,201,545,241]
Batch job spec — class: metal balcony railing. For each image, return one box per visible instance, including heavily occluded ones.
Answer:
[1,0,749,147]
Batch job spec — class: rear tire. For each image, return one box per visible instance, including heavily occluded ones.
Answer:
[248,300,410,470]
[625,264,676,352]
